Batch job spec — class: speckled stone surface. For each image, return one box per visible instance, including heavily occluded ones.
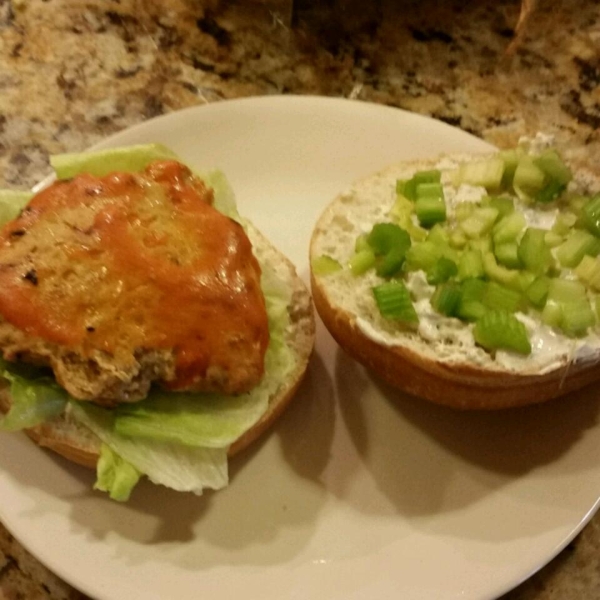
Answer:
[0,0,599,598]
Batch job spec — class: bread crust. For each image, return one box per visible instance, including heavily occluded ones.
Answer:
[0,223,315,468]
[310,153,600,410]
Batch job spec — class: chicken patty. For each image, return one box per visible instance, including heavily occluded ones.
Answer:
[0,161,269,406]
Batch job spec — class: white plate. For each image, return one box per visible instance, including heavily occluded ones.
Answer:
[1,96,600,600]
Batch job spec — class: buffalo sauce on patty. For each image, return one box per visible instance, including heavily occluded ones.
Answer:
[0,161,270,401]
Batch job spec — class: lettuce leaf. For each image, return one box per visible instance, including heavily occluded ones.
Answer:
[70,402,228,494]
[95,443,141,502]
[0,190,33,226]
[0,360,67,431]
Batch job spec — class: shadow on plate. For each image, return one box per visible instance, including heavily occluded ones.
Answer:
[335,349,600,518]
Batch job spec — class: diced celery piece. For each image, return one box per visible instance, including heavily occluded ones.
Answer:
[535,180,566,204]
[469,237,493,254]
[457,278,487,321]
[542,301,563,329]
[349,248,376,275]
[525,276,550,308]
[487,196,515,219]
[533,149,573,186]
[413,169,442,184]
[492,211,526,245]
[367,223,411,256]
[569,195,588,214]
[580,195,600,238]
[372,281,418,323]
[499,148,523,189]
[458,249,484,280]
[376,246,406,278]
[513,156,546,200]
[561,300,595,337]
[595,296,600,321]
[455,156,505,190]
[454,203,476,222]
[431,282,462,316]
[518,228,552,274]
[494,242,521,269]
[575,255,600,291]
[449,228,468,249]
[473,310,531,355]
[415,196,446,228]
[482,252,519,287]
[427,224,450,245]
[396,178,417,201]
[405,241,442,271]
[389,196,428,242]
[355,233,370,253]
[427,257,458,285]
[311,255,342,276]
[544,230,564,248]
[482,281,522,313]
[548,278,587,303]
[50,143,179,179]
[416,182,443,199]
[514,271,536,293]
[0,190,33,225]
[555,229,600,268]
[460,206,499,238]
[552,211,577,236]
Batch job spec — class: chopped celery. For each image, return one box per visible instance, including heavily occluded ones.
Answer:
[460,206,499,238]
[552,212,577,236]
[349,249,376,275]
[469,237,493,254]
[355,233,370,253]
[561,300,595,337]
[416,182,444,199]
[494,242,521,269]
[482,252,519,287]
[482,281,523,313]
[449,228,468,249]
[499,148,523,189]
[455,156,505,190]
[518,228,552,274]
[457,278,487,321]
[514,271,536,293]
[595,296,600,321]
[376,247,406,278]
[513,156,546,200]
[533,149,572,186]
[535,180,566,204]
[542,301,562,329]
[487,196,515,219]
[413,169,442,184]
[311,255,342,276]
[396,178,417,201]
[473,310,531,355]
[372,281,418,323]
[367,223,411,256]
[427,223,450,245]
[431,282,461,316]
[544,230,564,248]
[555,230,600,268]
[415,196,446,228]
[580,195,600,238]
[454,203,476,222]
[525,276,550,308]
[458,249,484,280]
[426,257,458,285]
[389,196,428,242]
[405,241,442,271]
[548,278,587,303]
[575,255,600,291]
[492,211,526,245]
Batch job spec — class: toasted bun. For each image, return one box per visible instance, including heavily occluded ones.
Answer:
[0,221,315,467]
[310,154,600,410]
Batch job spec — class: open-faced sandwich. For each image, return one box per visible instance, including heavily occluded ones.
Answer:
[0,144,315,500]
[310,135,600,409]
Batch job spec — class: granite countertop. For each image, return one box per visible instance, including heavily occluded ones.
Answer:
[0,0,599,598]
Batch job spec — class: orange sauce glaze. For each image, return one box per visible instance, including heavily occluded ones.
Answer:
[0,161,269,391]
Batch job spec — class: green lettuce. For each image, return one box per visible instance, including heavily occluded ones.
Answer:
[95,443,141,502]
[0,360,67,431]
[0,190,33,226]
